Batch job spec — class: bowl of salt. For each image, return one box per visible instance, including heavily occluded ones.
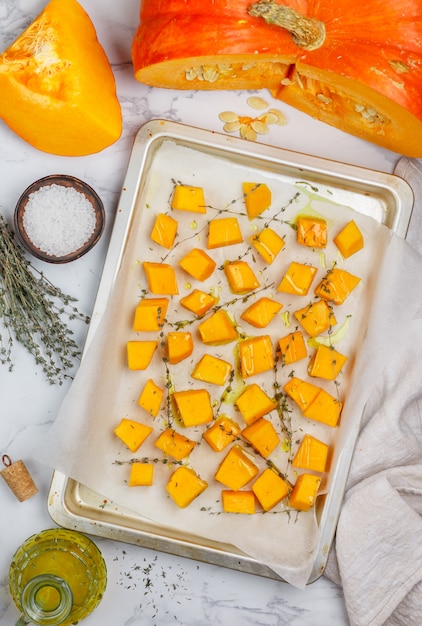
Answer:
[14,174,105,263]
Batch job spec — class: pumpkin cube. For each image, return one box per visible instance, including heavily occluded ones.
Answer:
[214,444,259,490]
[235,384,276,425]
[129,463,154,487]
[207,217,243,249]
[192,353,232,386]
[222,490,256,514]
[240,297,283,328]
[203,416,241,452]
[315,268,361,305]
[198,310,238,345]
[294,299,337,336]
[224,260,260,294]
[303,388,343,427]
[289,473,321,511]
[171,185,206,213]
[283,377,320,412]
[127,340,157,370]
[173,388,213,426]
[308,344,348,380]
[150,213,178,249]
[114,418,153,453]
[180,289,217,317]
[143,262,178,295]
[242,417,280,458]
[278,331,307,366]
[154,428,196,460]
[167,331,193,364]
[292,434,329,474]
[178,248,216,281]
[243,182,272,219]
[137,378,164,417]
[297,216,327,248]
[239,335,274,378]
[133,297,168,331]
[166,466,208,508]
[250,227,285,264]
[252,468,290,511]
[277,261,318,296]
[334,220,364,258]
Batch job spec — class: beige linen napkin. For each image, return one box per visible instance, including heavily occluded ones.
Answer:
[325,157,422,626]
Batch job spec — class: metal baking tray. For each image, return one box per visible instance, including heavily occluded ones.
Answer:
[48,119,414,583]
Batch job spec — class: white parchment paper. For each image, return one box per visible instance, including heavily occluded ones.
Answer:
[33,141,422,587]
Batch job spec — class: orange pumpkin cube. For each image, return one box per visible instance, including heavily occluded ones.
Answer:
[278,331,307,366]
[154,428,196,460]
[277,261,318,296]
[167,331,193,364]
[315,268,361,305]
[283,377,320,412]
[150,213,178,249]
[289,473,321,512]
[252,468,290,511]
[178,248,216,281]
[192,353,232,386]
[166,466,208,508]
[173,388,213,426]
[198,310,238,345]
[334,220,364,258]
[129,463,154,487]
[207,217,243,248]
[203,416,241,452]
[303,388,343,427]
[171,185,206,213]
[235,384,276,425]
[180,289,217,317]
[127,340,157,370]
[133,297,168,331]
[250,227,285,264]
[243,182,272,219]
[297,216,327,248]
[224,260,260,294]
[143,262,178,295]
[114,418,153,453]
[292,434,329,474]
[222,490,256,514]
[242,418,280,458]
[239,335,274,378]
[240,297,283,328]
[294,299,337,336]
[308,344,348,380]
[137,378,164,417]
[215,445,259,490]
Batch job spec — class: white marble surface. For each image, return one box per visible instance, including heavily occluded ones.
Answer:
[0,0,405,623]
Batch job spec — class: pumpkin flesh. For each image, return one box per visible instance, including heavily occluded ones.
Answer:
[0,0,122,156]
[132,0,422,156]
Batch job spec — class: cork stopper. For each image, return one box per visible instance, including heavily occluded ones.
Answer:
[1,455,38,501]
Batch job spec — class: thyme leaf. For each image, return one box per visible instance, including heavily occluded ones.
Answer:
[0,214,90,384]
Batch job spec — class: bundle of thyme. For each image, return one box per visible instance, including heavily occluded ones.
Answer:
[0,213,90,384]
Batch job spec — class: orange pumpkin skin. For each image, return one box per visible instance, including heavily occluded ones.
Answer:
[0,0,122,156]
[132,0,422,156]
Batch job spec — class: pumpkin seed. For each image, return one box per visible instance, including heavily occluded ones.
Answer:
[240,124,257,141]
[223,120,242,133]
[268,108,287,126]
[317,93,332,105]
[185,67,199,81]
[247,96,269,110]
[219,111,239,123]
[250,120,269,134]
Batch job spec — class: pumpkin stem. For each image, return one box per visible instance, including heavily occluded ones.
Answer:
[248,1,326,51]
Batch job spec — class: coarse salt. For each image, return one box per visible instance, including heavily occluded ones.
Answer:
[23,183,97,257]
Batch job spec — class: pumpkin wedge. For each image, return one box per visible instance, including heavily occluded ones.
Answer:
[132,0,422,156]
[0,0,122,156]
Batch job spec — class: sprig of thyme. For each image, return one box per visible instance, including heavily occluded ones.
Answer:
[0,214,90,384]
